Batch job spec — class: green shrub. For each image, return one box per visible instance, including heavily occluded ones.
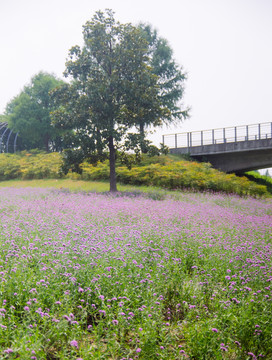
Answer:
[245,171,272,194]
[80,158,268,197]
[0,151,269,197]
[0,151,63,180]
[80,161,110,180]
[0,153,22,180]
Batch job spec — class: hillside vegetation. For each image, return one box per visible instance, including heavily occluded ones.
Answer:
[0,151,269,197]
[245,171,272,194]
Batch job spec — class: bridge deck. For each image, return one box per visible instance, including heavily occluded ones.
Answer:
[163,122,272,173]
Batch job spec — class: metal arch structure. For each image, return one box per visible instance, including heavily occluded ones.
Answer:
[0,122,19,153]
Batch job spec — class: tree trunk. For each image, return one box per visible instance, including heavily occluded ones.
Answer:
[139,122,148,153]
[96,128,103,156]
[44,134,50,152]
[108,135,117,192]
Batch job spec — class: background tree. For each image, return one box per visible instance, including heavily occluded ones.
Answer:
[0,114,8,123]
[137,24,189,152]
[5,72,66,151]
[51,10,168,192]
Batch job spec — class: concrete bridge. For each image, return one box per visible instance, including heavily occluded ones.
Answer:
[162,122,272,173]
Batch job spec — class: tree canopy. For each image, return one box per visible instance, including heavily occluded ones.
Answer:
[51,10,172,191]
[5,72,66,152]
[138,24,189,144]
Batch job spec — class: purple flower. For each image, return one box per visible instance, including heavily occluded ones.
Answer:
[220,343,228,351]
[248,352,257,359]
[212,328,218,332]
[24,306,30,311]
[70,340,78,348]
[4,348,13,354]
[136,348,141,353]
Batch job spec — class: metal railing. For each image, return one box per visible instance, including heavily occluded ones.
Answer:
[162,122,272,150]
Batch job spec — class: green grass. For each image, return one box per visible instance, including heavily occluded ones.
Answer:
[0,178,111,191]
[0,178,167,195]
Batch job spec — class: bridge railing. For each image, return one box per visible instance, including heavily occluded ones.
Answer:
[162,122,272,150]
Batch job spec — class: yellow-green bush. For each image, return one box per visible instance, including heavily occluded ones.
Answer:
[0,151,269,197]
[80,161,110,181]
[245,171,272,194]
[80,158,268,197]
[0,151,63,180]
[0,153,22,180]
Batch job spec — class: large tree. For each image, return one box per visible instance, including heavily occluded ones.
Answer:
[51,10,169,192]
[5,72,66,151]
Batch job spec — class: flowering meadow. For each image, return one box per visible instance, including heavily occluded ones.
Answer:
[0,188,271,359]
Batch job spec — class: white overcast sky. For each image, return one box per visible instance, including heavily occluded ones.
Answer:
[1,0,272,148]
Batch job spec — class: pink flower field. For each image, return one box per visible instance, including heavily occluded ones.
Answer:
[0,188,271,359]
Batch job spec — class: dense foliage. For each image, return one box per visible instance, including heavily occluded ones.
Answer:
[136,23,189,151]
[5,72,66,151]
[0,151,63,180]
[245,171,272,194]
[0,188,271,358]
[0,151,269,197]
[80,159,268,197]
